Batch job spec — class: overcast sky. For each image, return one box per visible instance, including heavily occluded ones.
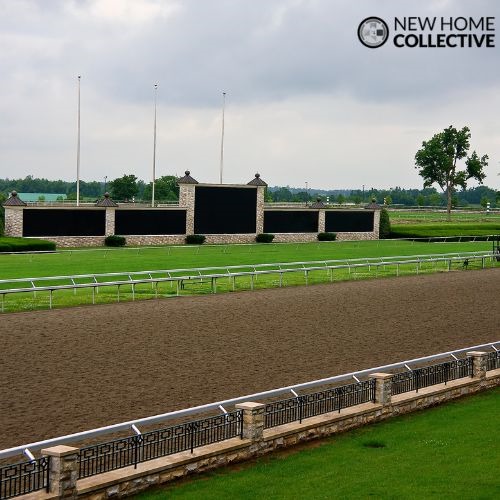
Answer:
[1,0,499,190]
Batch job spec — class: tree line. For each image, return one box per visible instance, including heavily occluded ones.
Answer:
[0,174,498,207]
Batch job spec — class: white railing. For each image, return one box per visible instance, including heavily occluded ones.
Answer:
[0,251,493,290]
[0,253,496,312]
[0,340,497,460]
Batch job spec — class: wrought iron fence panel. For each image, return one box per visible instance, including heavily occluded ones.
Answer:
[79,411,242,478]
[0,457,50,500]
[264,380,375,429]
[391,358,473,395]
[486,351,500,371]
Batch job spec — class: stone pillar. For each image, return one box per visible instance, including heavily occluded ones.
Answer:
[373,209,381,239]
[41,445,79,498]
[179,184,195,235]
[467,351,488,379]
[105,208,116,236]
[369,373,393,405]
[235,402,265,442]
[256,186,265,234]
[318,209,325,233]
[4,207,24,237]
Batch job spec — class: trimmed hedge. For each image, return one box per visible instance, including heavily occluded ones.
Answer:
[0,237,56,253]
[256,233,275,243]
[105,235,126,247]
[317,232,337,241]
[185,234,206,245]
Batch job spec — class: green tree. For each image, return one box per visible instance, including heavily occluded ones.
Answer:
[109,174,139,201]
[379,208,391,239]
[416,194,425,207]
[415,125,488,220]
[480,196,489,209]
[142,175,179,202]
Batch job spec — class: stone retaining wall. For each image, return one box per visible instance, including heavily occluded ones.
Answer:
[27,352,499,499]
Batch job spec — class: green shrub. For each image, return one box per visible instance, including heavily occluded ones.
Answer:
[317,232,336,241]
[185,234,206,245]
[0,237,56,252]
[379,208,391,239]
[256,233,275,243]
[105,235,126,247]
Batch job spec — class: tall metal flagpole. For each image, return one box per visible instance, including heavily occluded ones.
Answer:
[152,83,158,207]
[76,75,81,206]
[219,91,226,184]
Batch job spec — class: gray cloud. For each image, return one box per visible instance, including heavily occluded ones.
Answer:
[0,0,499,189]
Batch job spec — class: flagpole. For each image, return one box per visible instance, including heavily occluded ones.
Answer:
[76,75,81,206]
[152,83,158,207]
[219,91,226,184]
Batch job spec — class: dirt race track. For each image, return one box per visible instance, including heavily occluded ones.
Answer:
[0,269,499,451]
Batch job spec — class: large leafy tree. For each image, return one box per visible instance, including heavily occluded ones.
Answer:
[142,175,179,202]
[415,126,488,219]
[109,174,139,201]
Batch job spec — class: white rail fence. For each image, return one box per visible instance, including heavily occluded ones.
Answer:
[0,252,497,312]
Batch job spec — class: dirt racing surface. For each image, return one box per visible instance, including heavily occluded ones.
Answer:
[0,269,499,450]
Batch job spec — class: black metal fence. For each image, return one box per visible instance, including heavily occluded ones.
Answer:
[0,457,50,499]
[391,358,473,395]
[78,410,243,478]
[264,380,375,429]
[486,351,500,371]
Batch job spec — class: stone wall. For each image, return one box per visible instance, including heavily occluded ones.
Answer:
[4,207,23,237]
[178,185,195,235]
[255,187,265,234]
[4,189,380,246]
[27,356,499,499]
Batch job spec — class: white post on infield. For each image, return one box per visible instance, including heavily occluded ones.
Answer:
[76,75,81,207]
[152,83,158,207]
[219,91,226,184]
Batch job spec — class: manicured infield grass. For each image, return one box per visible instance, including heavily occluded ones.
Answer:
[0,239,495,280]
[0,240,497,312]
[388,210,500,224]
[391,223,500,238]
[136,388,500,500]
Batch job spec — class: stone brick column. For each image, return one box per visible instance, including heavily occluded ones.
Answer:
[4,207,24,237]
[41,445,79,498]
[256,187,265,234]
[318,209,325,233]
[179,184,195,235]
[369,373,393,405]
[105,208,116,236]
[235,402,265,442]
[467,351,488,379]
[373,209,381,239]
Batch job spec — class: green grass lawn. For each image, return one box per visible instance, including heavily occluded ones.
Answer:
[390,223,500,238]
[0,240,497,313]
[388,210,500,224]
[388,209,500,238]
[136,388,500,500]
[0,240,494,280]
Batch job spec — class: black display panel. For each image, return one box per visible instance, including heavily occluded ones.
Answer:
[263,211,318,233]
[194,186,257,234]
[23,209,105,236]
[325,211,374,232]
[115,210,187,235]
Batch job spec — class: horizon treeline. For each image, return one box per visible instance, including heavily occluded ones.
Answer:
[0,175,498,207]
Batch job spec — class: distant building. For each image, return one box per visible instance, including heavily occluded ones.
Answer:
[17,193,67,202]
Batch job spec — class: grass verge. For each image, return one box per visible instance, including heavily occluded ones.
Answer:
[136,387,500,499]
